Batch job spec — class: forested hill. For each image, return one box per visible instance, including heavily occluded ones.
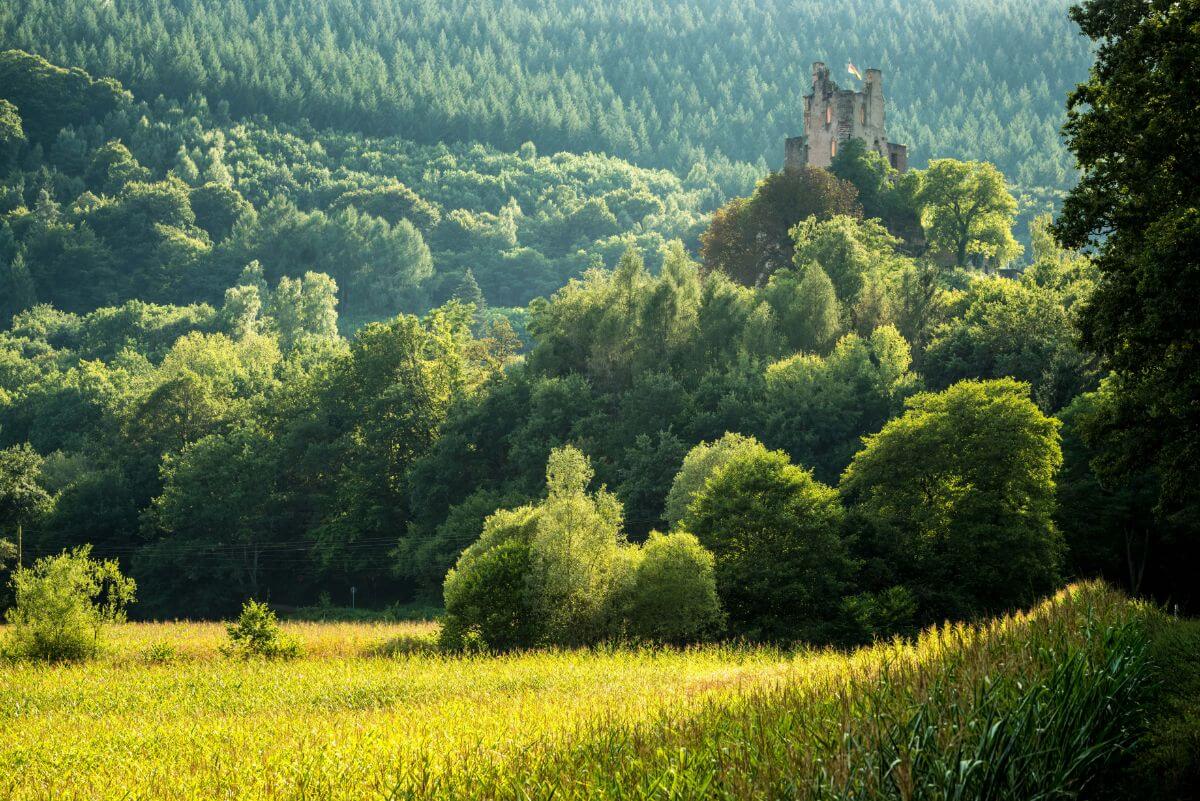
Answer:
[1,0,1090,190]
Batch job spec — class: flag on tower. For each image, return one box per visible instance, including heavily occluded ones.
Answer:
[847,61,863,81]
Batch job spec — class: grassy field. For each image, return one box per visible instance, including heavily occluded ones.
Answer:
[0,583,1167,800]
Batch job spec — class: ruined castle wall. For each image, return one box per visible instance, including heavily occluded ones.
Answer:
[787,62,907,173]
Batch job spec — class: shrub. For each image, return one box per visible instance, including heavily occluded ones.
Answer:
[222,600,301,659]
[3,545,135,662]
[142,641,182,664]
[688,446,850,641]
[840,378,1064,621]
[441,537,541,652]
[443,447,725,651]
[624,531,724,643]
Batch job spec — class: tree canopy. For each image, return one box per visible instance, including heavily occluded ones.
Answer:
[1055,0,1200,524]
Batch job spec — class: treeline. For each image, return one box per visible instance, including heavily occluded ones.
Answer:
[1,50,743,323]
[3,163,1190,625]
[0,0,1090,190]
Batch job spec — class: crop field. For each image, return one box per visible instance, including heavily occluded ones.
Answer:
[0,583,1155,800]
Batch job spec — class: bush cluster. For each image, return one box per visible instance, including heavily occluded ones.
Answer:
[3,546,134,661]
[221,600,301,659]
[441,447,723,650]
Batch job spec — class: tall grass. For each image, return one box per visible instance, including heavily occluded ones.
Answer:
[0,582,1154,800]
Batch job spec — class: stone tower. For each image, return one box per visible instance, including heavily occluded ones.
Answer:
[785,62,907,172]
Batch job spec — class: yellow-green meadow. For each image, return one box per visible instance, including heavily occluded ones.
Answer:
[0,582,1158,800]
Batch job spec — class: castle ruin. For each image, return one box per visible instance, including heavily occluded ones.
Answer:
[785,62,907,173]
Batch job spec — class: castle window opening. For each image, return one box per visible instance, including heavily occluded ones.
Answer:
[826,106,832,125]
[831,140,837,159]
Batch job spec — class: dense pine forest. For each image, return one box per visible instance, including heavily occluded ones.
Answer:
[1,0,1089,189]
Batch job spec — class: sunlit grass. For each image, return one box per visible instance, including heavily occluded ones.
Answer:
[0,582,1154,800]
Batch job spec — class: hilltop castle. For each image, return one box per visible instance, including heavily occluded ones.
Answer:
[785,62,907,173]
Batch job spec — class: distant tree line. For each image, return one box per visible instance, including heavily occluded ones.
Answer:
[0,0,1089,191]
[0,50,745,327]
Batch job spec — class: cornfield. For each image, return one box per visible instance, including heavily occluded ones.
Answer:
[0,582,1152,800]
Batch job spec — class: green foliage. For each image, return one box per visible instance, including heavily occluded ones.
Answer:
[701,167,861,285]
[1,51,720,322]
[622,530,723,644]
[0,0,1090,191]
[918,159,1022,268]
[0,442,51,536]
[528,445,625,644]
[790,215,906,312]
[442,447,723,650]
[763,327,920,482]
[841,378,1064,621]
[441,517,541,651]
[189,182,252,242]
[664,432,764,531]
[222,599,300,659]
[1105,618,1200,801]
[688,444,850,640]
[0,49,130,145]
[763,263,840,354]
[3,545,135,661]
[268,272,339,350]
[923,275,1095,411]
[0,23,1143,624]
[1054,0,1200,526]
[829,137,923,245]
[0,98,23,149]
[836,585,918,643]
[1054,382,1198,609]
[85,141,150,194]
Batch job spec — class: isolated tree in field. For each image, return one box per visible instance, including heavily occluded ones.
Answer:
[688,445,850,640]
[918,159,1021,269]
[1054,0,1200,526]
[4,545,135,661]
[840,378,1063,620]
[222,599,300,659]
[0,444,51,567]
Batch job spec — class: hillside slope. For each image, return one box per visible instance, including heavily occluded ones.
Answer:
[1,0,1090,189]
